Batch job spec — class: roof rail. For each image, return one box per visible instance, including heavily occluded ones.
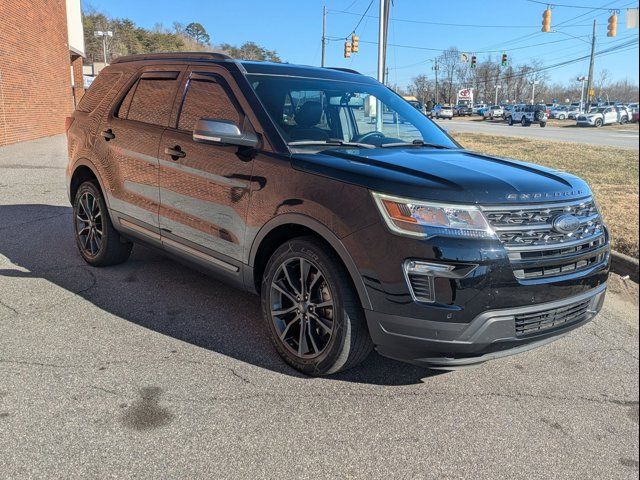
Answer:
[111,52,232,64]
[325,67,362,75]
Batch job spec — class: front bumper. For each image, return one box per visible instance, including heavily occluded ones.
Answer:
[365,283,606,369]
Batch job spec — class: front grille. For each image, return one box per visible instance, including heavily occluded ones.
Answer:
[483,198,608,281]
[515,299,591,336]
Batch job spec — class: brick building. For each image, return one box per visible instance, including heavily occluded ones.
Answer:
[0,0,85,146]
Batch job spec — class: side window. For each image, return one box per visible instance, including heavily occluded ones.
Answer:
[77,72,122,113]
[116,80,138,119]
[178,77,241,132]
[122,73,180,127]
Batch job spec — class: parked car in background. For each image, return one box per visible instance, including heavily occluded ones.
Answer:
[454,104,473,116]
[472,103,487,115]
[66,52,609,374]
[407,100,427,116]
[482,105,504,120]
[550,106,577,120]
[508,104,548,127]
[431,104,454,119]
[576,105,630,127]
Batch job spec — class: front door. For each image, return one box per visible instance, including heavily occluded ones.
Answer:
[95,68,183,233]
[158,68,255,265]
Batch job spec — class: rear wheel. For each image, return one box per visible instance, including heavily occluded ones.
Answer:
[261,237,373,376]
[620,116,628,125]
[73,181,132,266]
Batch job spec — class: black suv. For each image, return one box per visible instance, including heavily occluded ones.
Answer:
[66,53,609,375]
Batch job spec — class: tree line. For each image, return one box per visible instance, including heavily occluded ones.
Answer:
[404,46,638,105]
[82,10,281,65]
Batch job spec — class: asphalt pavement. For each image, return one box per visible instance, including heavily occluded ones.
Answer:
[0,135,638,479]
[435,117,640,149]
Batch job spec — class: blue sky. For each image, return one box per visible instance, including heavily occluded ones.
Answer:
[83,0,639,87]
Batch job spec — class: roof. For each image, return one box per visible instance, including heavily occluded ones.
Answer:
[110,52,232,64]
[108,52,374,83]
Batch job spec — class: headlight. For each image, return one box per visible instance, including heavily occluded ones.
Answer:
[372,192,496,239]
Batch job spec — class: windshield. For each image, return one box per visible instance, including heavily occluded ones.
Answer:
[247,74,458,149]
[590,107,607,113]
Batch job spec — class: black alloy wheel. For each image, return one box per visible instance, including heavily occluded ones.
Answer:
[269,257,335,359]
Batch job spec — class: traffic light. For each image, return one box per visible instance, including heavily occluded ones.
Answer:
[471,55,477,68]
[501,53,508,67]
[542,7,552,32]
[607,12,618,37]
[344,40,352,58]
[351,34,359,53]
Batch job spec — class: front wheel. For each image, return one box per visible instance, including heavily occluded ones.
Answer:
[540,121,547,128]
[73,181,132,266]
[261,237,373,375]
[594,118,603,127]
[508,116,514,126]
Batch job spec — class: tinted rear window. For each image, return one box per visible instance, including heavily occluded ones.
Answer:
[76,72,121,113]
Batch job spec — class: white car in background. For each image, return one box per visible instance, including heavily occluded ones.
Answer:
[472,103,487,115]
[482,105,504,119]
[576,106,630,127]
[550,106,572,120]
[430,104,454,119]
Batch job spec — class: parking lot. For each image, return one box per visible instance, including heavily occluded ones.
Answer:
[1,135,638,479]
[434,117,640,149]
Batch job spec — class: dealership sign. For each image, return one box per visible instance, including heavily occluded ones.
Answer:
[457,88,474,104]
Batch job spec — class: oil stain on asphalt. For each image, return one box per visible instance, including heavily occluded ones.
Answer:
[121,386,174,430]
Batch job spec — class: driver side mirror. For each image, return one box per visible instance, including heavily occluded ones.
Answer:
[193,118,259,148]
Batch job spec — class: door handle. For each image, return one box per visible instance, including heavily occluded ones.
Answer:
[164,145,186,160]
[101,129,115,141]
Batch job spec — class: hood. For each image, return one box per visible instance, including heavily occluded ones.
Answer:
[291,147,590,205]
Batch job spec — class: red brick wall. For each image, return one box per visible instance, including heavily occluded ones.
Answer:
[0,0,76,146]
[71,54,85,107]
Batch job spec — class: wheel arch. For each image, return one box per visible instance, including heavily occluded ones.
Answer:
[246,214,372,310]
[69,160,110,208]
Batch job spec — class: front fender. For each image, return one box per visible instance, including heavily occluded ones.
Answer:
[246,213,373,310]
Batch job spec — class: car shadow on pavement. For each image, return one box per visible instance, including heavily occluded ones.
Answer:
[0,204,441,386]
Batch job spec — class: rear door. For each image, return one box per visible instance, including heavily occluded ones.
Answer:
[157,66,256,268]
[95,67,183,235]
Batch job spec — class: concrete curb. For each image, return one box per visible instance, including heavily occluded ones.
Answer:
[611,251,639,283]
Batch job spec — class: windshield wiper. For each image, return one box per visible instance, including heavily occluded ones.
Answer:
[288,140,375,149]
[381,140,452,149]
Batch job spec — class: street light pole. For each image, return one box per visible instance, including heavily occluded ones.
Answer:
[94,30,113,65]
[577,76,587,112]
[376,0,390,132]
[530,80,539,104]
[494,84,501,105]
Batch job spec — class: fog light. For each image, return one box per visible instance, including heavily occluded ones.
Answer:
[403,260,478,304]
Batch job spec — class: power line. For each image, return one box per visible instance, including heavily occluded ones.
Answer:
[328,8,594,28]
[525,0,629,10]
[343,0,374,39]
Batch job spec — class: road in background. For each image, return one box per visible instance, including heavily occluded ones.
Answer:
[435,118,640,149]
[0,136,638,479]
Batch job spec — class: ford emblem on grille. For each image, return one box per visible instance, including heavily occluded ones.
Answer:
[552,214,581,234]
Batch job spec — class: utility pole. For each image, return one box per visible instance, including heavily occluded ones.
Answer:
[376,0,390,131]
[585,19,597,108]
[433,59,439,104]
[494,84,501,105]
[321,6,327,67]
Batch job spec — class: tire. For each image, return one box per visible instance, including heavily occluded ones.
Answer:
[620,116,628,125]
[594,118,603,127]
[521,117,528,126]
[73,180,132,266]
[559,114,566,120]
[540,122,547,128]
[508,116,514,126]
[261,236,373,376]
